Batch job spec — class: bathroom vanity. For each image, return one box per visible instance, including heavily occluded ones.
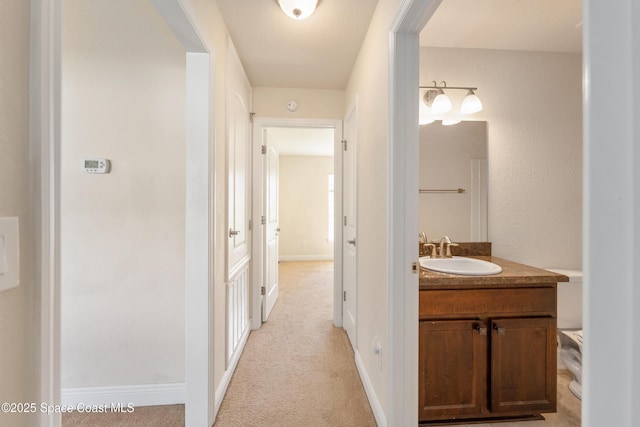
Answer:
[419,255,568,425]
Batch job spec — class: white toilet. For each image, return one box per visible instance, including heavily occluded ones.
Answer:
[546,268,583,400]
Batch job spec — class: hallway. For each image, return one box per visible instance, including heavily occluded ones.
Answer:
[214,261,376,426]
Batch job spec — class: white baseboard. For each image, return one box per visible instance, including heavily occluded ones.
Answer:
[61,382,185,408]
[354,350,387,427]
[279,255,333,262]
[214,324,250,417]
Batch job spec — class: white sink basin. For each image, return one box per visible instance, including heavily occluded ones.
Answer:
[419,256,502,276]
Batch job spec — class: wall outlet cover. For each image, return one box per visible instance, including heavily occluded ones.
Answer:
[0,217,19,292]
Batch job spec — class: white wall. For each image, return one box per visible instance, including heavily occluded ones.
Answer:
[419,121,487,242]
[0,1,36,425]
[343,0,404,419]
[181,0,233,399]
[61,0,186,389]
[279,156,334,260]
[253,87,344,119]
[420,47,583,269]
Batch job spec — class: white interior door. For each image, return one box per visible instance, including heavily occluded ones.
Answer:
[227,41,252,279]
[342,105,357,349]
[263,142,279,321]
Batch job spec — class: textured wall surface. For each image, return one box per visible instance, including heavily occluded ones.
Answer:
[343,0,404,416]
[421,47,583,270]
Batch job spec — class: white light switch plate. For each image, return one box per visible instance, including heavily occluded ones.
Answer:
[0,217,19,292]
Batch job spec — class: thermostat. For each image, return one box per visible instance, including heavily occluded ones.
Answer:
[82,158,111,174]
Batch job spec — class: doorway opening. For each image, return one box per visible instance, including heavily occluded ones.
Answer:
[251,118,343,330]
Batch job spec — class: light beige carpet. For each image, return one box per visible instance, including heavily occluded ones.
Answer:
[213,260,377,427]
[62,404,184,426]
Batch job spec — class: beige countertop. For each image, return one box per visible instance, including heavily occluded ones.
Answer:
[419,256,569,290]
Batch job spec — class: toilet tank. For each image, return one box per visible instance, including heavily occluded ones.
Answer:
[547,268,583,330]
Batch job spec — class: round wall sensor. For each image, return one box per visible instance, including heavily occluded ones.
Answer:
[286,100,298,112]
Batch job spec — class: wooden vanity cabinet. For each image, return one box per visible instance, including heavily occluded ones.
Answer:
[419,284,557,423]
[419,319,487,420]
[490,317,557,414]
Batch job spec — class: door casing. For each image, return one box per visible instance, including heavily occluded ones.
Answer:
[251,117,343,330]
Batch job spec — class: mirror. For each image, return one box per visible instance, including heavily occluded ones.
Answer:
[419,121,488,242]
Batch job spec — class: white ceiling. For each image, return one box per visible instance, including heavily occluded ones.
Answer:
[266,127,334,157]
[420,0,582,53]
[216,0,582,155]
[215,0,378,89]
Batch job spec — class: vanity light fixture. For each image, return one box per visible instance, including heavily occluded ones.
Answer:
[460,89,483,114]
[422,81,452,114]
[420,81,483,125]
[419,94,435,125]
[431,89,453,114]
[276,0,319,20]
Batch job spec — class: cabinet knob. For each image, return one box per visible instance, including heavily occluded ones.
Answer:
[493,324,506,335]
[473,322,488,335]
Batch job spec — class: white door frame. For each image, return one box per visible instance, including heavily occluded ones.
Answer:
[341,99,358,348]
[387,1,442,426]
[583,1,640,425]
[251,117,343,330]
[32,1,216,425]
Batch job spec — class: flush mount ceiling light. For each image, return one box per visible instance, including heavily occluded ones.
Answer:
[276,0,319,20]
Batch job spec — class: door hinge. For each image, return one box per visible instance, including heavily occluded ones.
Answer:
[342,139,347,151]
[248,219,252,231]
[343,291,347,302]
[261,145,267,154]
[261,286,266,296]
[412,262,419,274]
[343,216,347,226]
[250,112,256,124]
[261,215,266,225]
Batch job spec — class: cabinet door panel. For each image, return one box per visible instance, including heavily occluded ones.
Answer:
[419,320,487,420]
[490,317,557,414]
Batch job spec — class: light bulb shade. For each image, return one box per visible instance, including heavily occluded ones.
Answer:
[419,115,435,125]
[431,90,452,114]
[419,94,434,125]
[277,0,318,19]
[460,90,483,114]
[442,118,461,126]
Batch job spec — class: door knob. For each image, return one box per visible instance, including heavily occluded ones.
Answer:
[347,239,356,246]
[229,229,240,237]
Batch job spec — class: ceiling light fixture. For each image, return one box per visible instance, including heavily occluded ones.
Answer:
[276,0,319,20]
